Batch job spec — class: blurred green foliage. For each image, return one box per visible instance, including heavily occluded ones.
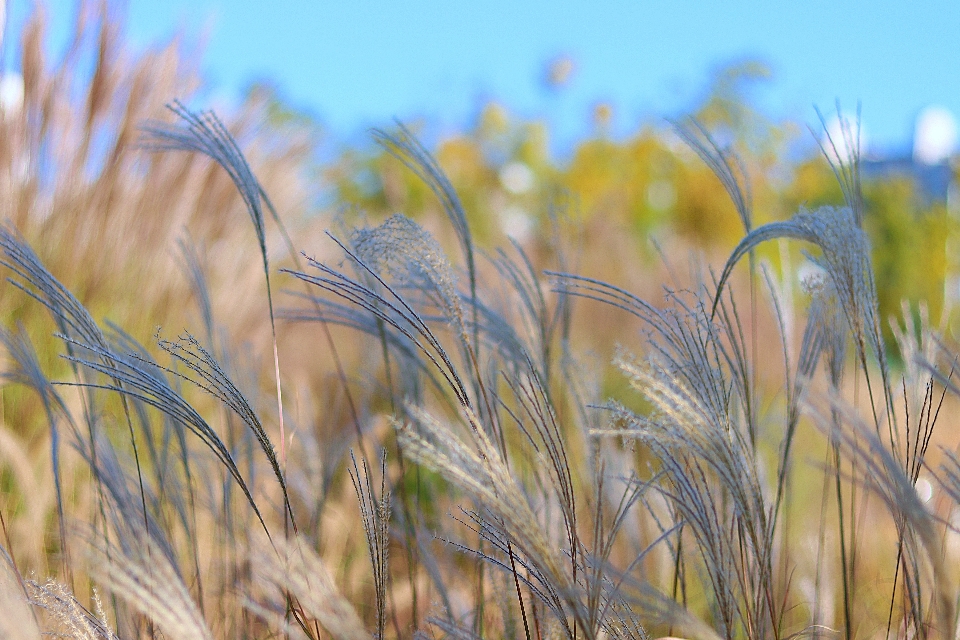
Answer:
[319,62,957,349]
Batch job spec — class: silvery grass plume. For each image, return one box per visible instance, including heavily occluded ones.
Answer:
[281,217,440,410]
[607,345,775,640]
[288,209,485,636]
[349,452,391,640]
[371,124,476,311]
[286,223,473,410]
[0,225,107,356]
[86,518,213,640]
[799,248,865,624]
[141,101,289,464]
[285,211,569,416]
[251,534,369,640]
[78,416,213,636]
[26,579,117,640]
[351,214,470,355]
[806,392,954,640]
[671,121,889,638]
[712,203,899,464]
[0,266,206,615]
[1,222,290,543]
[815,106,865,226]
[0,224,124,450]
[396,403,599,639]
[56,329,271,537]
[671,118,752,235]
[157,332,296,530]
[570,468,658,640]
[546,276,759,449]
[549,127,881,640]
[555,252,854,640]
[707,178,949,640]
[496,361,647,640]
[714,205,879,369]
[371,124,490,427]
[107,326,205,571]
[300,129,675,639]
[0,223,156,581]
[0,223,301,636]
[140,102,271,270]
[82,428,182,574]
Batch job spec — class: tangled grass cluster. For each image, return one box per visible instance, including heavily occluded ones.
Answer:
[2,6,960,640]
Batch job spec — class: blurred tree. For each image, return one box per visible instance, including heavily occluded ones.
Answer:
[863,179,952,337]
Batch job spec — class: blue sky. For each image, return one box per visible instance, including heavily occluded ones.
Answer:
[7,1,960,156]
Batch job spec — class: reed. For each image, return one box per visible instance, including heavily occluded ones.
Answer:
[1,4,959,640]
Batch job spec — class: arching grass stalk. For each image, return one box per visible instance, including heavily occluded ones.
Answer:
[141,103,289,472]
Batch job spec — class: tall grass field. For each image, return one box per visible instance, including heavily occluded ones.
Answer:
[1,6,959,640]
